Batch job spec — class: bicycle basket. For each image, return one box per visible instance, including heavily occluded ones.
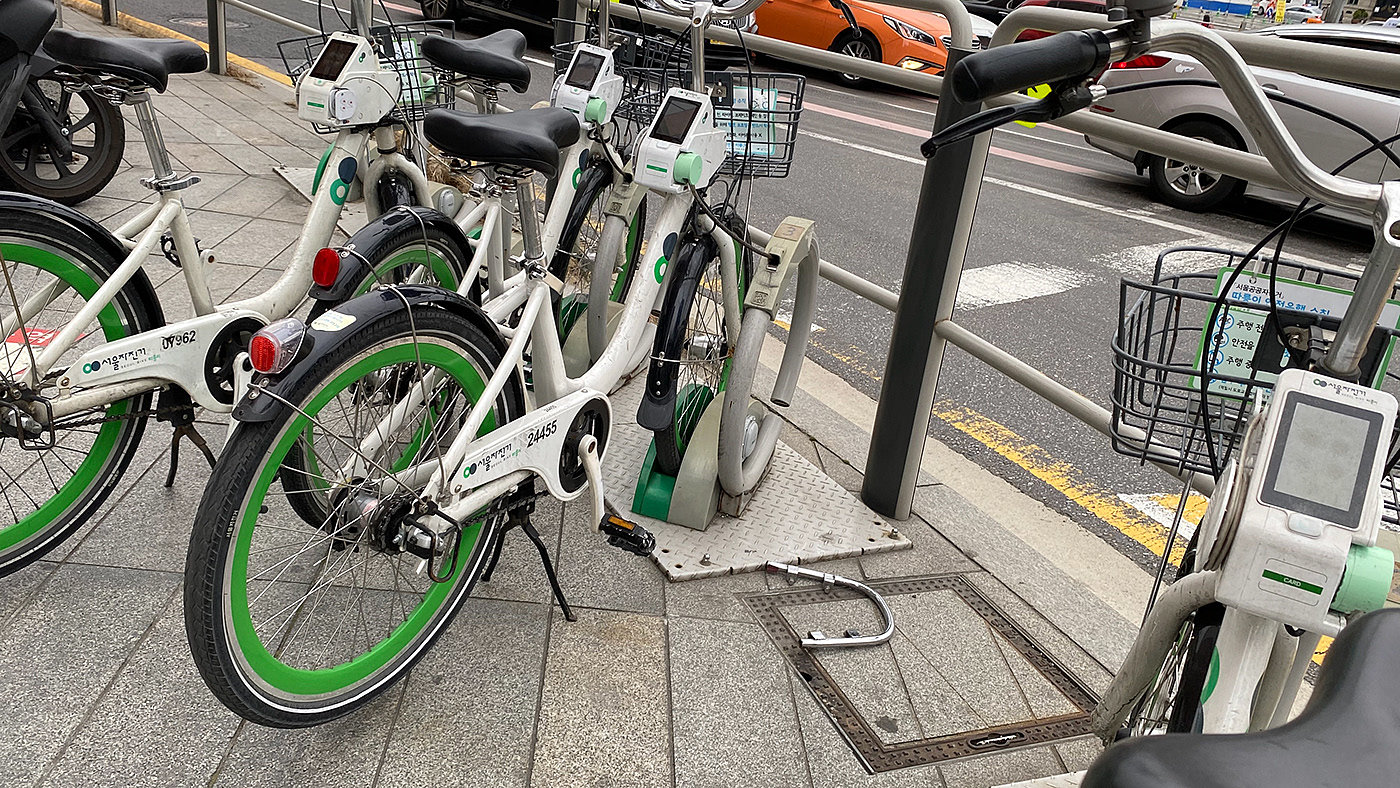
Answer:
[277,22,456,132]
[623,68,805,178]
[1110,246,1400,484]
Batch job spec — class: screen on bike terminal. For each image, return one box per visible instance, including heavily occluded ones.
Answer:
[1260,393,1384,528]
[310,39,357,81]
[566,50,605,90]
[651,97,702,145]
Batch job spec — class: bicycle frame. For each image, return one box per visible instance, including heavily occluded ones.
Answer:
[1,117,446,417]
[1085,21,1400,742]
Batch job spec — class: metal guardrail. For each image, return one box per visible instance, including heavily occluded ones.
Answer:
[181,1,1397,519]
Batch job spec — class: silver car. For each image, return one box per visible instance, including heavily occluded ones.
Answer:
[1085,24,1400,219]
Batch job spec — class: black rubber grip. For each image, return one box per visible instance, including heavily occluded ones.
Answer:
[950,30,1112,104]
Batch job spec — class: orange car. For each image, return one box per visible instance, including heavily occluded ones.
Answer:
[755,0,953,86]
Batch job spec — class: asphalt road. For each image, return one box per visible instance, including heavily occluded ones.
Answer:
[115,0,1376,570]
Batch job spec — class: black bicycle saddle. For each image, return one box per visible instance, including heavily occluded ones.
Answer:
[423,107,579,178]
[1083,607,1400,788]
[420,29,530,93]
[43,29,206,92]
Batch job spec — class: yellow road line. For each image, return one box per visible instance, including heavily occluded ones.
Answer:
[63,0,294,87]
[932,402,1188,564]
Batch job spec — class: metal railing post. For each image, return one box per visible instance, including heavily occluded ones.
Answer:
[557,0,581,52]
[861,46,990,520]
[351,0,372,36]
[207,0,228,75]
[100,0,118,25]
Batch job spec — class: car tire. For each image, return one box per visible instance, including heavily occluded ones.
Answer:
[419,0,459,19]
[1147,120,1245,212]
[829,31,881,88]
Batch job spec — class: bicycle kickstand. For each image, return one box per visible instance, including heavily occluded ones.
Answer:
[165,423,218,488]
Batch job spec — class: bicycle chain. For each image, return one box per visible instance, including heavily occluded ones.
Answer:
[52,402,193,431]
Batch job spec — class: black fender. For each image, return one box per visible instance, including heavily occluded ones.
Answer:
[309,205,475,305]
[233,284,508,424]
[547,151,613,281]
[0,191,165,328]
[636,232,720,433]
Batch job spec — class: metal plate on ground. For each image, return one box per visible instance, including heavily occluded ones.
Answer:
[603,378,910,581]
[746,573,1100,772]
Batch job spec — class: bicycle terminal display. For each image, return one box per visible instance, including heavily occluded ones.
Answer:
[297,32,400,126]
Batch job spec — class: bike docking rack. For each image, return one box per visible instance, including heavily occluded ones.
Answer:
[103,0,1400,773]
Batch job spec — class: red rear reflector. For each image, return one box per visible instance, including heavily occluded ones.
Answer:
[248,318,307,375]
[1111,54,1171,70]
[312,248,341,289]
[249,334,278,373]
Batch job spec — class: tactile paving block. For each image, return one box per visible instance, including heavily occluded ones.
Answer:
[602,379,911,581]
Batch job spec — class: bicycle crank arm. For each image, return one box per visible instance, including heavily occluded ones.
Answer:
[764,562,895,648]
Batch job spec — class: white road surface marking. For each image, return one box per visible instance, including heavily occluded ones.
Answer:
[955,261,1087,309]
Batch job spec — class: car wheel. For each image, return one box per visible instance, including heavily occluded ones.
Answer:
[829,31,881,88]
[419,0,459,19]
[1147,120,1245,212]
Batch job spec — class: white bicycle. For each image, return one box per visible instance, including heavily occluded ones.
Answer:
[922,0,1400,773]
[0,21,533,575]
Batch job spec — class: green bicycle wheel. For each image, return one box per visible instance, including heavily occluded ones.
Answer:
[184,306,523,727]
[0,209,161,576]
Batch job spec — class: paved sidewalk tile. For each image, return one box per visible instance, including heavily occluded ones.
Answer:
[555,501,665,616]
[377,598,550,788]
[38,592,242,788]
[530,609,671,788]
[664,568,769,624]
[669,617,811,788]
[0,560,57,630]
[938,747,1065,788]
[214,692,402,788]
[0,564,179,787]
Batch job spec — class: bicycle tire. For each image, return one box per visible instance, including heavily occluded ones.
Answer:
[185,306,524,727]
[639,232,736,477]
[0,209,161,576]
[0,79,124,205]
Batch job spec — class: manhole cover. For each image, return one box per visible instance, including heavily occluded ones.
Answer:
[746,572,1101,773]
[171,17,249,29]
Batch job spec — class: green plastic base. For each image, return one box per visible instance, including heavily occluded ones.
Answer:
[630,395,724,530]
[632,442,676,521]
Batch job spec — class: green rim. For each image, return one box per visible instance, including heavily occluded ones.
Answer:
[672,382,716,463]
[229,341,493,696]
[353,246,460,297]
[0,241,131,553]
[609,208,645,303]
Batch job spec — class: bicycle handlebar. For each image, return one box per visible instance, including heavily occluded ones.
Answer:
[950,30,1115,104]
[949,18,1383,217]
[1148,19,1381,215]
[646,0,766,23]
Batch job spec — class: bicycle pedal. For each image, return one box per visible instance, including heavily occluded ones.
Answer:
[599,514,654,557]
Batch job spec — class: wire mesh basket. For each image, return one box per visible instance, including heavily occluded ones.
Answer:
[626,69,805,178]
[1111,246,1400,485]
[552,27,803,178]
[277,22,457,132]
[551,27,693,76]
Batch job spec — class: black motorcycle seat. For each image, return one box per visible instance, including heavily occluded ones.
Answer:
[423,107,579,178]
[1082,607,1400,788]
[420,30,530,93]
[42,29,206,93]
[0,0,55,62]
